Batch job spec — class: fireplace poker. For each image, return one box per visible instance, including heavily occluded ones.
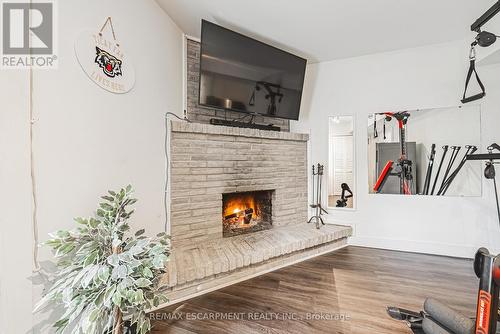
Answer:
[308,163,328,229]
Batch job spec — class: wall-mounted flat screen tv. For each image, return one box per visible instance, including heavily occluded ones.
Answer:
[199,20,307,121]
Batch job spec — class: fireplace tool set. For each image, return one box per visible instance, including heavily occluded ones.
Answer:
[308,164,328,229]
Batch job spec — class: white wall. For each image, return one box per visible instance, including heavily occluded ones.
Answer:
[0,0,183,333]
[293,40,500,258]
[0,71,33,334]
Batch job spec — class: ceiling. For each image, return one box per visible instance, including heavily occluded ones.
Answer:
[156,0,494,63]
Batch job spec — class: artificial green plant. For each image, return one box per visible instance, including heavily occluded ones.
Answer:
[34,185,170,334]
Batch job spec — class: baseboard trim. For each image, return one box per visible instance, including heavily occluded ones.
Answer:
[349,235,477,259]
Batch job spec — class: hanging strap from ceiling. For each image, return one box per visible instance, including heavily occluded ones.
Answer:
[461,43,485,104]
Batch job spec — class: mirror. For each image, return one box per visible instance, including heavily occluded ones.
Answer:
[367,105,481,196]
[328,116,355,209]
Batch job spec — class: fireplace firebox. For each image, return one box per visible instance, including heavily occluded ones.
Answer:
[222,190,274,237]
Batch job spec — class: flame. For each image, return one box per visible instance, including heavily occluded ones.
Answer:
[223,193,259,224]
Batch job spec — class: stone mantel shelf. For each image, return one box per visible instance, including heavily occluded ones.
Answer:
[171,120,309,142]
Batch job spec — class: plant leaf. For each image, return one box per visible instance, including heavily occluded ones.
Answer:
[111,265,128,281]
[143,267,153,278]
[112,293,122,307]
[135,278,152,288]
[107,254,120,267]
[97,266,110,283]
[101,195,114,202]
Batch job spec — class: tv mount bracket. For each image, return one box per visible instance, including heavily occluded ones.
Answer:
[462,1,500,103]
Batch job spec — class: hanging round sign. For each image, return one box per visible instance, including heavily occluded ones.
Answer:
[74,28,135,94]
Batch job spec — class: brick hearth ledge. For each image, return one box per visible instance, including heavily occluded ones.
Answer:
[159,224,352,304]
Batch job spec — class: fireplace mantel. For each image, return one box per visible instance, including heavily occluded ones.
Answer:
[170,121,309,142]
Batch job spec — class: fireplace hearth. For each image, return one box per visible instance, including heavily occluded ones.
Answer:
[222,190,274,237]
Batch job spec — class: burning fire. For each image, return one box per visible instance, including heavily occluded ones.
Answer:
[224,194,257,219]
[223,194,259,227]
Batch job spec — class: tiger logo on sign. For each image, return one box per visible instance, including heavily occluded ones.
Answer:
[94,47,123,78]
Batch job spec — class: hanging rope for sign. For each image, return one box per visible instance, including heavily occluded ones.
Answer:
[98,16,120,47]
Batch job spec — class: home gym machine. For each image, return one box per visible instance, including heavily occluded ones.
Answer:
[387,248,500,334]
[336,183,353,208]
[467,143,500,227]
[387,144,500,334]
[373,111,414,195]
[462,0,500,103]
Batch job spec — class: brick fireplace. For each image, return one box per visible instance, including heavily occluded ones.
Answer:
[162,121,353,302]
[157,41,353,302]
[168,121,309,247]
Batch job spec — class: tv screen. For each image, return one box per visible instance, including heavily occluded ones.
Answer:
[199,20,307,121]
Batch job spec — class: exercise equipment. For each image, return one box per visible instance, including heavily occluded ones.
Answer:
[418,144,478,196]
[336,183,353,207]
[485,146,500,225]
[383,117,387,140]
[388,144,500,334]
[431,145,449,195]
[438,146,461,194]
[439,145,478,196]
[462,44,485,104]
[422,144,436,195]
[388,248,500,334]
[467,143,500,226]
[373,112,414,195]
[462,1,500,103]
[308,164,328,229]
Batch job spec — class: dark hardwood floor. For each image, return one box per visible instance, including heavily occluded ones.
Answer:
[150,246,478,334]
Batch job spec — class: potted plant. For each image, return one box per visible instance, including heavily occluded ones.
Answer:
[34,186,170,334]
